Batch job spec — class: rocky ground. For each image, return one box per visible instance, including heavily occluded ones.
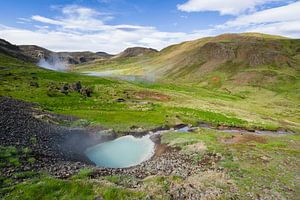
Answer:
[2,97,297,199]
[0,96,206,180]
[0,96,101,179]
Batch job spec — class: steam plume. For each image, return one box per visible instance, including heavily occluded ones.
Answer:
[37,54,68,71]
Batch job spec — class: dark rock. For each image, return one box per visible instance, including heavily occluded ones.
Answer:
[130,125,139,129]
[150,134,161,144]
[60,84,69,95]
[71,81,82,92]
[79,57,87,63]
[80,87,92,97]
[30,82,39,87]
[116,98,126,102]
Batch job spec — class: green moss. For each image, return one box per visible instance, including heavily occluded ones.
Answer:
[2,177,95,200]
[22,147,31,155]
[71,168,93,180]
[101,187,145,200]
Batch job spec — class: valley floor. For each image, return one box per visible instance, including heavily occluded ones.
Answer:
[0,53,300,199]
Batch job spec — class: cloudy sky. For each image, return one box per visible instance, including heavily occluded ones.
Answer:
[0,0,299,53]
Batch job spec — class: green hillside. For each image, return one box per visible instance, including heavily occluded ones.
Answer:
[74,33,300,86]
[1,33,300,199]
[71,33,300,132]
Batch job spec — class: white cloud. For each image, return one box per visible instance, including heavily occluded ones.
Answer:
[32,15,64,26]
[247,20,300,38]
[31,5,107,31]
[0,25,212,54]
[177,0,283,15]
[1,2,299,55]
[217,1,300,38]
[0,5,212,53]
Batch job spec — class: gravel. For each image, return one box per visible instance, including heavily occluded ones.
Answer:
[0,96,204,180]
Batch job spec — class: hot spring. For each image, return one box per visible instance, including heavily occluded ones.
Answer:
[85,135,155,168]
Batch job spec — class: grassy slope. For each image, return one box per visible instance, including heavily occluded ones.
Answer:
[0,33,300,199]
[0,53,262,132]
[72,33,300,132]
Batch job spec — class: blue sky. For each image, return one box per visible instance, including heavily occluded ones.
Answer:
[0,0,299,53]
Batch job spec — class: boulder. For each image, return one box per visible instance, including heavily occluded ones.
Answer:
[71,81,82,92]
[60,84,69,95]
[30,82,39,88]
[116,98,126,102]
[80,87,92,97]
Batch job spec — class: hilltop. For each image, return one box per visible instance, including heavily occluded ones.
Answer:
[115,47,158,58]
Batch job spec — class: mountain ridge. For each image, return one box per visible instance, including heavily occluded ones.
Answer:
[73,33,299,88]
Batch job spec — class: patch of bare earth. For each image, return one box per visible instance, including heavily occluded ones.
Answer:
[221,134,267,144]
[134,91,170,101]
[233,71,258,84]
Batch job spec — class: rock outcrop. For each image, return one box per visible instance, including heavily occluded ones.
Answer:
[197,35,292,67]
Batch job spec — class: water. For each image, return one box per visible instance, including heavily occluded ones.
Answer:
[85,135,155,168]
[175,126,197,133]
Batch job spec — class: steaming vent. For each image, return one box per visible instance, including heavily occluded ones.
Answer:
[38,53,68,71]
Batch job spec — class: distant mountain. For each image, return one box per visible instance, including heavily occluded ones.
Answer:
[0,38,115,67]
[18,45,113,65]
[0,39,34,62]
[115,47,158,58]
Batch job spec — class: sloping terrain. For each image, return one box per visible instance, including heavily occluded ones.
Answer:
[0,39,34,62]
[75,33,300,87]
[0,33,300,199]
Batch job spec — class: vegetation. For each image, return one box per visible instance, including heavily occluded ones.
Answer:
[0,33,299,199]
[161,128,300,199]
[2,52,295,132]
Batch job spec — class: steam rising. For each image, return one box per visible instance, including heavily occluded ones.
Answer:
[38,54,68,71]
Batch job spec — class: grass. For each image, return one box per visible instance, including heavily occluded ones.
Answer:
[161,128,300,199]
[0,146,20,167]
[1,177,95,200]
[68,34,300,132]
[101,187,145,200]
[1,52,289,132]
[0,33,300,199]
[1,171,145,200]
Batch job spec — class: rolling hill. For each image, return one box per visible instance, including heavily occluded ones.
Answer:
[0,33,300,199]
[74,33,300,88]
